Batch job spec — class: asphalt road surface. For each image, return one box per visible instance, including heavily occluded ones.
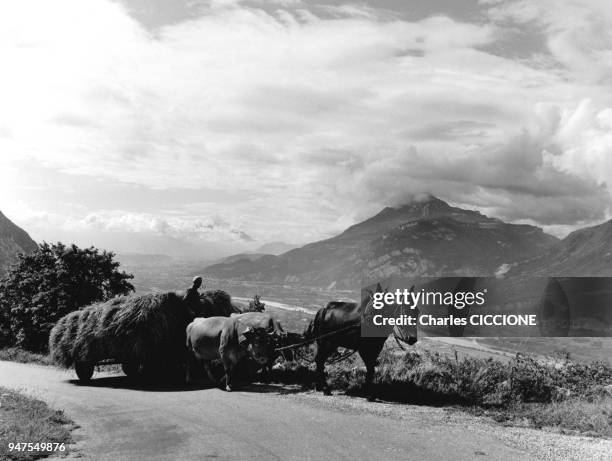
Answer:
[0,361,589,461]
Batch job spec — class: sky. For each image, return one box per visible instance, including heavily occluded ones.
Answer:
[1,0,612,258]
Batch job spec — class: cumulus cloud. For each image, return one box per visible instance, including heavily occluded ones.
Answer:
[544,100,612,187]
[70,211,253,242]
[1,0,612,252]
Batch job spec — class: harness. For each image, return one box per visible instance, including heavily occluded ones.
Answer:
[273,288,416,363]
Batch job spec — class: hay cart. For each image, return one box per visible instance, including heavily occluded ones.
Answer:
[49,290,235,382]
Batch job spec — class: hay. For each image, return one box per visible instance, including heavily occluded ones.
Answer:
[49,290,235,370]
[200,289,238,316]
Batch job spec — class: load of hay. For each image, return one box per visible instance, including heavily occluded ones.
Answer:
[199,289,236,317]
[49,290,237,377]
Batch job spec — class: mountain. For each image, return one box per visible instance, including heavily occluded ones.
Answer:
[202,196,558,289]
[509,219,612,276]
[213,253,269,265]
[255,242,299,255]
[210,243,299,266]
[0,211,38,277]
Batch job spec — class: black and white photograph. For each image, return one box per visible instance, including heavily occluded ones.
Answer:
[1,1,612,460]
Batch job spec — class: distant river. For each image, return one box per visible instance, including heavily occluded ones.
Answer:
[233,297,315,314]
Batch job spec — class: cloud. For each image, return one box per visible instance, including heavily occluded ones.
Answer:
[351,98,612,225]
[1,0,612,252]
[485,0,612,83]
[1,1,500,191]
[544,100,612,193]
[71,211,254,242]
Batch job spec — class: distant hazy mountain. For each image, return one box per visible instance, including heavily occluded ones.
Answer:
[202,196,558,289]
[509,219,612,276]
[213,253,269,265]
[256,241,299,255]
[0,211,38,277]
[208,243,299,266]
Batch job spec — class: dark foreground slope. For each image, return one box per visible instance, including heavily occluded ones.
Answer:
[0,211,38,277]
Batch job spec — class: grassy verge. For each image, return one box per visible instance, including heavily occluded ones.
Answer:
[0,349,51,366]
[488,396,612,437]
[270,347,612,437]
[0,387,73,460]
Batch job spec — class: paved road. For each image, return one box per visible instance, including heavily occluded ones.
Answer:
[0,361,537,461]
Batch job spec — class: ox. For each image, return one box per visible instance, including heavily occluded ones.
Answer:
[186,316,275,391]
[231,311,285,335]
[231,311,286,374]
[304,285,417,399]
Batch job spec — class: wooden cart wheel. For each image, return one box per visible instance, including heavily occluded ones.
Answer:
[75,361,94,382]
[121,361,142,379]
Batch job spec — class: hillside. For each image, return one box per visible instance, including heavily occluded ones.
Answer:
[213,253,269,265]
[0,211,38,277]
[509,219,612,276]
[256,242,298,255]
[203,197,558,289]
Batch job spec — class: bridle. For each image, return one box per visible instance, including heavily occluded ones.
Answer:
[361,284,418,345]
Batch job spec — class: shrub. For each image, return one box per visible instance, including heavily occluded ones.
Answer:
[267,345,612,435]
[508,354,557,402]
[271,347,612,408]
[0,242,134,352]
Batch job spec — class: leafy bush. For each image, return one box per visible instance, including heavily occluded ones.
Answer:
[0,242,134,352]
[508,354,557,402]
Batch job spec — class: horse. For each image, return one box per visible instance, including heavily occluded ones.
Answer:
[304,284,417,399]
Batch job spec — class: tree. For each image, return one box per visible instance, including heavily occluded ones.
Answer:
[0,242,134,352]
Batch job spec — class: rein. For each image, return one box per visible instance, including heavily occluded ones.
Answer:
[274,322,360,352]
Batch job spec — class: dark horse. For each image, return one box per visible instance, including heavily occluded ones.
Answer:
[304,285,417,399]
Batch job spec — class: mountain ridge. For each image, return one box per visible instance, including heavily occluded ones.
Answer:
[202,197,558,289]
[508,218,612,276]
[0,211,38,277]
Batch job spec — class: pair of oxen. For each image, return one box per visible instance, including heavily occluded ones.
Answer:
[185,311,283,391]
[186,287,418,397]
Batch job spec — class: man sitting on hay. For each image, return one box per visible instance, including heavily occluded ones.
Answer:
[184,276,205,316]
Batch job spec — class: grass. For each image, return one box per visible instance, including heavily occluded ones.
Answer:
[0,387,73,460]
[505,396,612,437]
[269,346,612,437]
[0,349,51,366]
